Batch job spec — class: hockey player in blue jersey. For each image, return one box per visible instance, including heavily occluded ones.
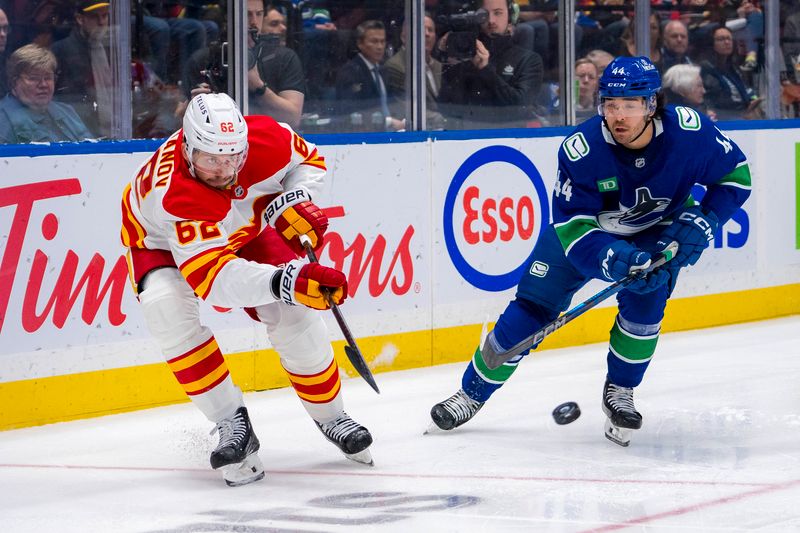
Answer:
[429,56,752,446]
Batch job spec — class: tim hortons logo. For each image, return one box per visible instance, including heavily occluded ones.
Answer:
[0,184,414,336]
[0,179,129,334]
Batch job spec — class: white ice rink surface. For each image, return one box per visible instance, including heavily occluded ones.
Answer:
[2,316,799,533]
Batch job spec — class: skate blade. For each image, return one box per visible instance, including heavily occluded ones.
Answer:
[423,421,448,435]
[604,419,632,447]
[221,453,266,487]
[345,448,374,466]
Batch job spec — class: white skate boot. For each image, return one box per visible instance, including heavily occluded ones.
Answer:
[602,379,642,447]
[316,412,374,465]
[427,388,484,433]
[210,406,265,486]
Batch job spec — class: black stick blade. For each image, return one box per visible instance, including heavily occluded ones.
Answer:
[344,344,380,394]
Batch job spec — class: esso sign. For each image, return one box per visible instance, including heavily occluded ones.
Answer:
[444,145,550,292]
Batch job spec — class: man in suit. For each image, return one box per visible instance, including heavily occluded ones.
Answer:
[384,12,445,129]
[335,19,405,131]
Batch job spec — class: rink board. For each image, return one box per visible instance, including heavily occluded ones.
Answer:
[1,125,799,430]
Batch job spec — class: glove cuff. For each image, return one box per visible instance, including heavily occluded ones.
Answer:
[272,260,303,305]
[265,188,312,227]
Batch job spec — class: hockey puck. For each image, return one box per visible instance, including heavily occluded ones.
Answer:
[552,402,581,425]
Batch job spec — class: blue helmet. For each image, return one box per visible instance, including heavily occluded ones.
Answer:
[598,56,661,99]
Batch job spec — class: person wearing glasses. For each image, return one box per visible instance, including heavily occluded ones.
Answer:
[0,7,10,98]
[0,43,92,144]
[429,57,751,448]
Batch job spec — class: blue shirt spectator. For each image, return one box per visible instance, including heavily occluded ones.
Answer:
[0,44,93,144]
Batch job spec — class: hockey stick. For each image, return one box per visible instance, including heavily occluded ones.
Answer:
[299,235,380,394]
[482,241,679,370]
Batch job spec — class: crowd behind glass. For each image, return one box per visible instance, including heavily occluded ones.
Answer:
[0,0,799,145]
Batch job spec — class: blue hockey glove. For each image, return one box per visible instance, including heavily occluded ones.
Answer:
[599,241,670,294]
[657,206,719,268]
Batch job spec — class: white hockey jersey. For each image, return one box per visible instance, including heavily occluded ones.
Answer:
[121,115,327,308]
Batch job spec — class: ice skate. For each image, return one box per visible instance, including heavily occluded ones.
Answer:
[427,388,484,433]
[210,406,265,486]
[602,380,642,447]
[316,412,374,465]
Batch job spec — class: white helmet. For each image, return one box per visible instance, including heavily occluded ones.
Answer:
[182,93,248,175]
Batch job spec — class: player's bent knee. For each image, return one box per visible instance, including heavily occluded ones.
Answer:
[259,304,332,371]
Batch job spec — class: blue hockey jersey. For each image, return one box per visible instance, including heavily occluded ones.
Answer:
[552,105,751,279]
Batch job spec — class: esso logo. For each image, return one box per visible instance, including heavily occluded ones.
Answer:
[443,145,550,292]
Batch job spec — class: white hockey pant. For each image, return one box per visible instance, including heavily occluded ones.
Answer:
[138,267,243,423]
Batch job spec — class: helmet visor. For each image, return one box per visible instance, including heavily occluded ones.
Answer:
[192,150,247,176]
[598,97,649,118]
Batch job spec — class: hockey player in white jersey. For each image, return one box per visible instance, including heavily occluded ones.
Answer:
[121,93,373,486]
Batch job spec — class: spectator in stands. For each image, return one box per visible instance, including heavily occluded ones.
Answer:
[700,26,762,120]
[288,1,337,103]
[384,12,444,129]
[140,1,217,84]
[617,13,663,67]
[785,10,800,83]
[51,0,114,138]
[662,63,716,120]
[248,3,306,127]
[335,19,405,132]
[0,7,9,98]
[657,20,693,73]
[0,44,92,143]
[574,57,598,122]
[184,1,306,128]
[586,49,614,75]
[437,0,543,129]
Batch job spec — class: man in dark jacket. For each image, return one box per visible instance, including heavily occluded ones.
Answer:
[334,19,405,132]
[437,0,543,129]
[51,0,114,137]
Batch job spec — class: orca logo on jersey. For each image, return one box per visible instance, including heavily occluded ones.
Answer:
[443,145,550,292]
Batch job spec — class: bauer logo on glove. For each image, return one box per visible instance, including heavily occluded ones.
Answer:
[272,259,347,310]
[265,189,329,255]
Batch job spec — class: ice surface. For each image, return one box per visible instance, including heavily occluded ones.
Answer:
[1,316,799,532]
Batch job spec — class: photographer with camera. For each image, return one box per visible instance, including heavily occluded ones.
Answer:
[436,0,543,129]
[183,1,305,128]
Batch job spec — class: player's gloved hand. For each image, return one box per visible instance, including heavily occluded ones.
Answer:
[265,189,328,256]
[270,259,347,310]
[656,206,718,268]
[598,241,670,294]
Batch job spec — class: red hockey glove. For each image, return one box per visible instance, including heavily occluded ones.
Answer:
[271,259,347,310]
[265,189,328,256]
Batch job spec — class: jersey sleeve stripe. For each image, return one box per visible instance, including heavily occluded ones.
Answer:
[554,216,602,255]
[718,163,752,189]
[188,253,239,300]
[180,245,230,278]
[120,184,146,248]
[301,148,327,171]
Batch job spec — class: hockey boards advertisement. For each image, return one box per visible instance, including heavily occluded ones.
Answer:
[1,127,798,429]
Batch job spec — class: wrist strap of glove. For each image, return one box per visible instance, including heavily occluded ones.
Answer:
[270,262,301,305]
[265,189,312,227]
